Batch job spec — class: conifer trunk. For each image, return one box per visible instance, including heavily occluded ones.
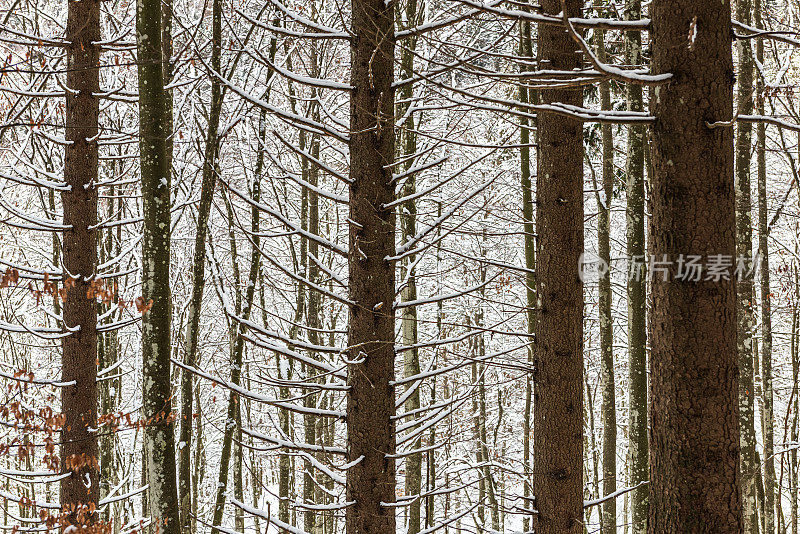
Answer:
[648,0,741,530]
[533,0,585,530]
[345,0,396,530]
[61,0,100,525]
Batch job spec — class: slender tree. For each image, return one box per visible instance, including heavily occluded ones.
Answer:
[137,0,180,523]
[596,25,617,534]
[345,0,397,530]
[397,0,422,530]
[178,0,223,524]
[624,0,648,527]
[61,0,100,526]
[533,0,585,531]
[754,1,775,529]
[648,0,741,530]
[518,10,536,533]
[734,0,759,527]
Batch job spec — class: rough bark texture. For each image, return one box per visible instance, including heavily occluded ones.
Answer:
[648,0,741,531]
[624,0,648,527]
[137,0,180,525]
[61,0,100,525]
[734,0,758,527]
[345,0,396,530]
[532,0,584,531]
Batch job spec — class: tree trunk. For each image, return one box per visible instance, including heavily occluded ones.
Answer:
[345,0,396,530]
[177,0,222,524]
[754,2,775,529]
[397,0,421,529]
[137,0,180,523]
[648,0,741,530]
[99,188,121,525]
[792,284,799,534]
[210,166,263,534]
[61,0,100,525]
[624,0,648,528]
[735,0,758,527]
[533,0,584,530]
[596,26,617,534]
[518,9,536,533]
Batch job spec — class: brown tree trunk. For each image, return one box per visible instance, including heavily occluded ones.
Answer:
[345,0,396,531]
[533,0,584,531]
[648,0,741,531]
[61,0,100,526]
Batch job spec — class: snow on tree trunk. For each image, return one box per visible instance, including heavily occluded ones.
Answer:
[137,0,180,524]
[734,0,759,527]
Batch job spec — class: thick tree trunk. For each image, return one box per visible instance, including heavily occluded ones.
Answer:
[734,0,759,527]
[137,0,180,523]
[533,0,584,531]
[648,0,741,531]
[624,0,648,528]
[596,27,616,534]
[345,0,396,530]
[61,0,100,525]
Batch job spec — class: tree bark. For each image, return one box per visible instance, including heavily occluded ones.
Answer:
[648,0,741,530]
[345,0,396,530]
[596,26,617,534]
[624,0,648,528]
[518,11,536,533]
[533,0,584,531]
[137,0,180,523]
[734,0,759,527]
[754,2,775,529]
[61,0,100,525]
[397,0,421,530]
